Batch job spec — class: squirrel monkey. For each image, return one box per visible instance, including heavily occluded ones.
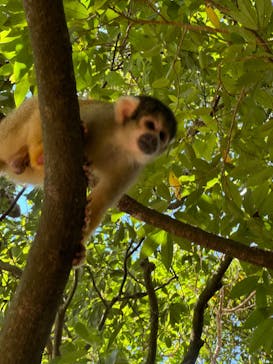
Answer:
[0,95,177,263]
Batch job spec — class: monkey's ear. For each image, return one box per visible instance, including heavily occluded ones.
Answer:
[114,96,140,124]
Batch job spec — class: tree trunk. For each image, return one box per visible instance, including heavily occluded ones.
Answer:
[0,1,86,363]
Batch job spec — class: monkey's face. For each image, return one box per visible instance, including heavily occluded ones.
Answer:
[137,115,170,155]
[114,95,177,165]
[116,113,173,165]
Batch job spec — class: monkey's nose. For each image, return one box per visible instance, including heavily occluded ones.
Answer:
[138,133,158,155]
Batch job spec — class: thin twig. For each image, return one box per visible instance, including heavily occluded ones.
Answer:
[118,239,144,297]
[141,0,168,22]
[85,266,107,306]
[120,273,178,301]
[223,291,255,314]
[0,187,26,222]
[109,7,229,35]
[98,240,144,331]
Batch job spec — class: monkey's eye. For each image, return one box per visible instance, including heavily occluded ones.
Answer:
[145,120,156,131]
[159,131,167,143]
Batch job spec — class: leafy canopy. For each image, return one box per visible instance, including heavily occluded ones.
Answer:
[1,0,273,363]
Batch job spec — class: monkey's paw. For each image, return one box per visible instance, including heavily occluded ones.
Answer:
[72,242,86,268]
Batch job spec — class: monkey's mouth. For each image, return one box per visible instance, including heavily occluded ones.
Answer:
[138,133,158,155]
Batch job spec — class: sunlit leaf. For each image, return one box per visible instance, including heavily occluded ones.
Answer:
[205,6,220,28]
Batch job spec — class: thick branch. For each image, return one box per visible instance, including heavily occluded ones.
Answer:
[181,256,232,364]
[118,195,273,269]
[141,258,159,364]
[0,1,86,363]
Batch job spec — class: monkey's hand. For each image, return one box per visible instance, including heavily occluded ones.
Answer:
[8,146,30,174]
[72,242,86,268]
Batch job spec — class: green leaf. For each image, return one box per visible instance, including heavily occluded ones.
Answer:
[230,0,258,30]
[74,322,101,345]
[255,89,273,109]
[65,1,89,19]
[255,0,273,29]
[107,321,124,349]
[244,308,268,329]
[192,133,217,160]
[230,276,258,298]
[105,71,124,87]
[48,342,86,363]
[141,237,159,257]
[256,284,267,308]
[169,302,187,325]
[161,237,173,270]
[247,167,273,187]
[129,30,156,51]
[152,78,170,88]
[249,318,273,353]
[105,349,129,364]
[150,230,168,245]
[93,0,108,11]
[260,191,273,216]
[14,76,29,106]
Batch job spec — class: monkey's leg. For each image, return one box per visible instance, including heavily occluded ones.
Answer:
[8,146,30,174]
[72,192,105,267]
[83,192,107,238]
[72,165,98,267]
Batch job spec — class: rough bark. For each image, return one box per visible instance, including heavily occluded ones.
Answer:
[0,1,86,363]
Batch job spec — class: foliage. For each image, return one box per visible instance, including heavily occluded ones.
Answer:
[1,0,273,362]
